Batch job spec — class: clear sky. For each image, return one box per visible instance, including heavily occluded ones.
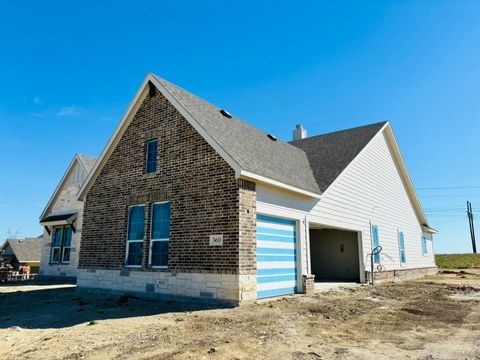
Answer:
[1,1,479,254]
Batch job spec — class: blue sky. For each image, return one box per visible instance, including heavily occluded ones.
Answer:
[1,1,479,253]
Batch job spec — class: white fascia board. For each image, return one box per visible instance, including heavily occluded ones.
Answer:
[238,170,322,199]
[383,124,430,228]
[39,155,80,220]
[422,225,439,234]
[77,76,151,200]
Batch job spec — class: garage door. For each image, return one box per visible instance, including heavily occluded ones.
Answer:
[256,214,297,299]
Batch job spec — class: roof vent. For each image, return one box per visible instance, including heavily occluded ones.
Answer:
[292,124,307,141]
[220,109,232,118]
[267,134,278,141]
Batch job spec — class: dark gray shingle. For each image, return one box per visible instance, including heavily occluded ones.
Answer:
[153,75,320,194]
[290,122,387,192]
[2,237,42,263]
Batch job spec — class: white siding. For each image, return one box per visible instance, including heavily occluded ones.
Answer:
[256,129,436,279]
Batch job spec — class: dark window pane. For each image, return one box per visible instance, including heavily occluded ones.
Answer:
[63,248,71,262]
[53,228,63,247]
[64,227,72,247]
[51,248,60,263]
[152,203,170,239]
[127,242,143,266]
[128,206,145,240]
[151,241,168,267]
[146,140,157,173]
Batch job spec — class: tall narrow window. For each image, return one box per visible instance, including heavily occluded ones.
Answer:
[51,227,63,263]
[150,202,171,268]
[398,231,406,264]
[146,139,157,173]
[51,225,73,264]
[422,236,428,256]
[126,205,145,266]
[372,225,381,263]
[62,226,72,263]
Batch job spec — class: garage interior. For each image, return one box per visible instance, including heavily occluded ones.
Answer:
[309,228,360,282]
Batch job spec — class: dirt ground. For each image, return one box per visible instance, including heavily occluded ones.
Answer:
[0,270,479,360]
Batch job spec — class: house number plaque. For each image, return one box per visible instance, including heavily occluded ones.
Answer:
[209,234,223,246]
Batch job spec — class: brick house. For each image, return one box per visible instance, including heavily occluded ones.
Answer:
[76,74,437,304]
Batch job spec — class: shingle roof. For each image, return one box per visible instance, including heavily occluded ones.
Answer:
[2,237,42,263]
[77,154,96,173]
[290,122,387,192]
[153,75,321,194]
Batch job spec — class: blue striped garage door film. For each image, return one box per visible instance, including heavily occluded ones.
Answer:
[256,214,297,299]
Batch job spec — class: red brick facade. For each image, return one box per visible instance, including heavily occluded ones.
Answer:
[79,88,256,274]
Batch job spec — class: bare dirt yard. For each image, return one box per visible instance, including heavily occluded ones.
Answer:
[0,270,479,360]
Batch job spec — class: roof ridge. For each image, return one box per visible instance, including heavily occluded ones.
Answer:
[290,121,388,144]
[151,74,308,154]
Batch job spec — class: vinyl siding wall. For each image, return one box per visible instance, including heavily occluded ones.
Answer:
[256,130,435,280]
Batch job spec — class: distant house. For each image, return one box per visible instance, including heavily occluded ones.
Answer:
[38,154,96,280]
[0,237,42,273]
[74,74,437,304]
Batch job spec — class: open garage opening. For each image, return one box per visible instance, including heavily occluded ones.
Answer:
[309,226,361,283]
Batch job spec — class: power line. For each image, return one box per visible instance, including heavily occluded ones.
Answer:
[417,186,480,190]
[419,194,480,198]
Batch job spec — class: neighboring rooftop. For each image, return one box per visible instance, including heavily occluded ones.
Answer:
[1,237,42,263]
[290,122,387,192]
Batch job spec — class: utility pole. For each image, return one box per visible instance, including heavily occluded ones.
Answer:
[467,201,477,254]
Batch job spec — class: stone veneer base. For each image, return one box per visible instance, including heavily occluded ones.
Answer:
[77,269,256,304]
[366,266,438,284]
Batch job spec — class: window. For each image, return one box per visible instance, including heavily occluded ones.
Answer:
[51,225,73,264]
[150,202,170,267]
[422,236,428,256]
[398,231,406,264]
[372,225,381,263]
[126,205,145,266]
[145,139,157,173]
[62,227,72,262]
[51,228,62,263]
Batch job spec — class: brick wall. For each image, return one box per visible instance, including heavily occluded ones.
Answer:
[238,179,256,275]
[79,88,244,274]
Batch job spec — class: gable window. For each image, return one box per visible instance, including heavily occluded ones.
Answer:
[372,225,381,263]
[126,205,145,267]
[51,226,73,264]
[149,202,171,268]
[398,231,406,265]
[422,236,428,256]
[145,139,158,173]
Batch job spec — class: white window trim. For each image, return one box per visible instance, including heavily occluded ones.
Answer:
[398,230,406,266]
[149,201,170,269]
[145,139,158,174]
[50,227,63,263]
[372,224,381,264]
[61,227,72,264]
[422,236,428,257]
[125,204,146,268]
[51,226,73,264]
